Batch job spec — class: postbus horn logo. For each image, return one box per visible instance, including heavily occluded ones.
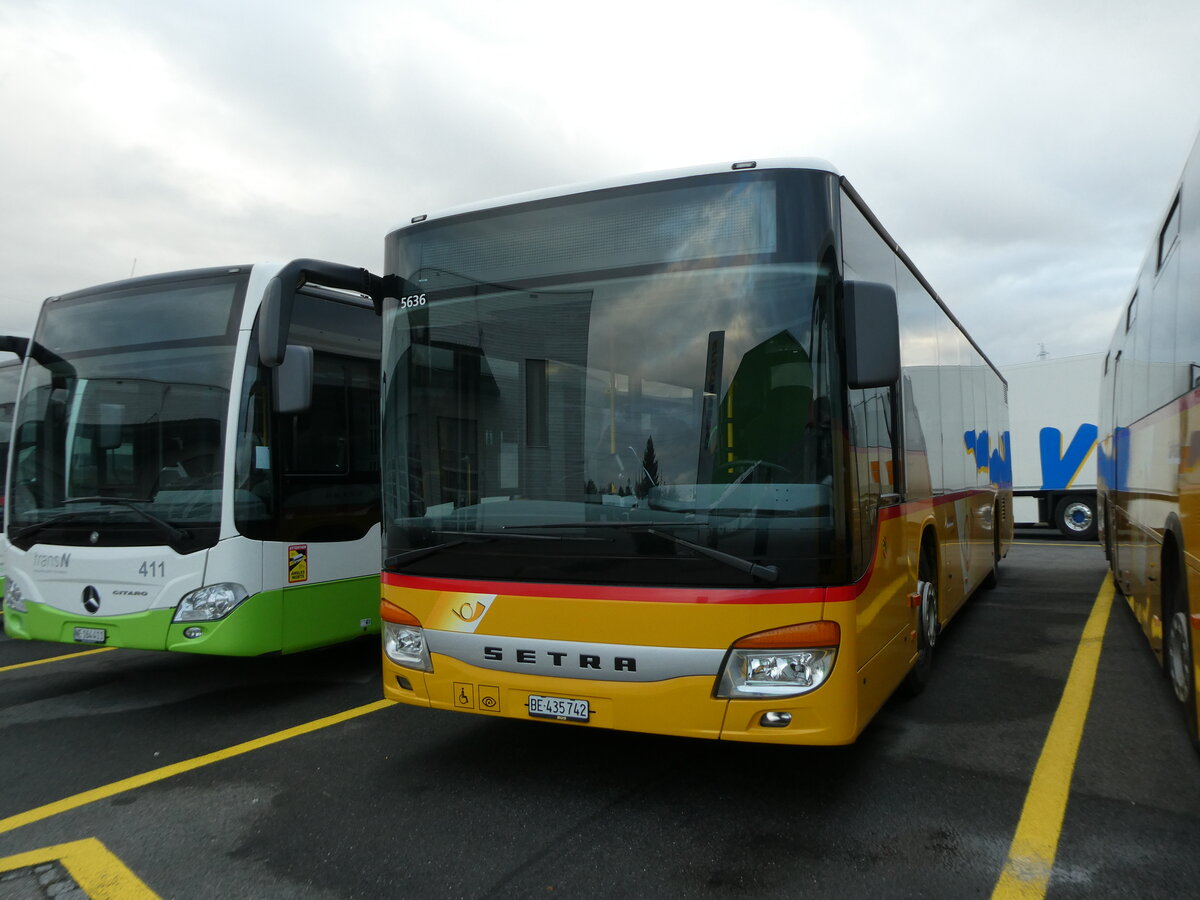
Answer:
[82,586,101,614]
[452,601,487,623]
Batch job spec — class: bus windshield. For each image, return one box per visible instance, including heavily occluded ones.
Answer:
[7,272,245,553]
[382,171,851,586]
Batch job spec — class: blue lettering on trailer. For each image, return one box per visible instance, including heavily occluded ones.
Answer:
[1039,424,1098,490]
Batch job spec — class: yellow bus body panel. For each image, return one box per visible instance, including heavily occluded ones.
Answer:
[381,489,1006,745]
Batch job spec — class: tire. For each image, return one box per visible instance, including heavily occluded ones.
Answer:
[981,515,1001,590]
[1054,495,1098,541]
[903,539,939,696]
[1165,579,1200,751]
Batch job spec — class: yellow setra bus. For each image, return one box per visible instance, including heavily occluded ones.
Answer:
[1098,131,1200,751]
[286,159,1012,744]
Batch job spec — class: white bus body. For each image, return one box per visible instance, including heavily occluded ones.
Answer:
[2,264,382,654]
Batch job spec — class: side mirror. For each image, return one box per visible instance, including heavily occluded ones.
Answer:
[0,335,29,359]
[19,338,74,390]
[257,258,388,368]
[843,280,900,389]
[258,277,291,368]
[274,345,314,415]
[97,403,124,450]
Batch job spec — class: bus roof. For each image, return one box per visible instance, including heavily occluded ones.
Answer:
[392,157,841,232]
[44,264,374,313]
[47,265,260,303]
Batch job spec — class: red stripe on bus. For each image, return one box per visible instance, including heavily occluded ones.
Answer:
[381,487,999,606]
[381,571,827,605]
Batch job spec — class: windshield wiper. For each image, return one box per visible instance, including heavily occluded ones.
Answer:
[435,529,586,541]
[504,521,778,584]
[385,539,473,570]
[64,496,190,546]
[646,528,778,584]
[501,521,694,530]
[384,529,603,571]
[9,509,108,545]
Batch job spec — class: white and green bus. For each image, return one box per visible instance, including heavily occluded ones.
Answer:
[0,339,27,600]
[2,263,383,654]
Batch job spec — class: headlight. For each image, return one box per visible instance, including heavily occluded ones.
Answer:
[381,601,432,671]
[174,583,249,622]
[5,580,27,614]
[717,621,839,699]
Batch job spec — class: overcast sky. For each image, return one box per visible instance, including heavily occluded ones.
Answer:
[1,0,1198,367]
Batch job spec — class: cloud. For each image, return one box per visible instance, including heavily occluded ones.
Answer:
[0,0,1198,369]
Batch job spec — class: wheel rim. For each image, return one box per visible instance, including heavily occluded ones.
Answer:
[1061,501,1094,533]
[1168,611,1193,704]
[918,579,938,648]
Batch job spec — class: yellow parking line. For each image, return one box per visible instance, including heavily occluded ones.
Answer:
[0,698,394,836]
[0,647,118,673]
[991,578,1114,899]
[0,837,159,899]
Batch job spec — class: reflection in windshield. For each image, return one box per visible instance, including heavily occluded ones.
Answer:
[383,263,846,587]
[11,365,233,543]
[8,278,242,550]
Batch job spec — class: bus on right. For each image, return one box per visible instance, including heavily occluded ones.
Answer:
[1098,130,1200,751]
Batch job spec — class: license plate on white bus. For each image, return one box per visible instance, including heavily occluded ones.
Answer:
[527,694,590,722]
[73,627,107,644]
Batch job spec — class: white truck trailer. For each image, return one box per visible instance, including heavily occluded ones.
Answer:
[1001,353,1103,540]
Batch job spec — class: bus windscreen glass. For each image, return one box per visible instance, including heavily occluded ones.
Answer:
[7,273,246,552]
[382,171,852,587]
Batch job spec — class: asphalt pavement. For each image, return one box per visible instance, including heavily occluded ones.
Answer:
[1,530,1197,898]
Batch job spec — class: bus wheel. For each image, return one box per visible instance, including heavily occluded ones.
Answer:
[981,520,1001,590]
[1166,601,1200,751]
[1054,495,1098,541]
[903,541,939,696]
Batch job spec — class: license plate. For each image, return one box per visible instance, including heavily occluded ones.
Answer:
[527,694,590,722]
[73,627,107,644]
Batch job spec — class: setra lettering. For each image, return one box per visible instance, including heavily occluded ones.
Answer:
[479,645,638,672]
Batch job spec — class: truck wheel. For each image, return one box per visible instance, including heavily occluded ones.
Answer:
[1054,495,1097,541]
